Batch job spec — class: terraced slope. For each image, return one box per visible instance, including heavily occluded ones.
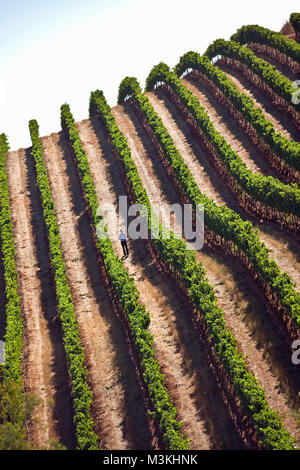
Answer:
[111,96,300,446]
[1,21,299,451]
[146,86,300,293]
[247,44,299,81]
[40,131,154,450]
[76,116,243,449]
[215,61,300,141]
[6,148,75,449]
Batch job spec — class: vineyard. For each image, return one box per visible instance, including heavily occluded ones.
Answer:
[0,17,300,451]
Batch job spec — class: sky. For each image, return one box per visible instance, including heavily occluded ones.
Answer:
[0,0,299,150]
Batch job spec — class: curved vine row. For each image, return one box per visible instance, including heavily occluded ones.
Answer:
[230,24,300,70]
[141,63,300,339]
[205,39,300,127]
[88,83,297,450]
[174,50,300,181]
[145,63,300,232]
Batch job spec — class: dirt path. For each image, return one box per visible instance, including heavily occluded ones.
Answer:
[247,45,299,82]
[6,149,75,449]
[148,88,300,293]
[40,132,153,450]
[183,76,280,179]
[113,98,300,445]
[76,116,244,450]
[215,61,299,142]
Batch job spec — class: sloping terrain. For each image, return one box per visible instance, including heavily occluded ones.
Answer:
[1,22,299,451]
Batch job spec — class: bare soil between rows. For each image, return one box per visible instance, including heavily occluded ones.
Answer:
[150,86,300,293]
[115,97,300,445]
[216,61,300,142]
[7,148,76,449]
[247,45,299,82]
[183,75,281,180]
[40,132,154,450]
[77,116,244,449]
[5,70,300,448]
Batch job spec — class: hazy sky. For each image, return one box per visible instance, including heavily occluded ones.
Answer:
[1,0,299,150]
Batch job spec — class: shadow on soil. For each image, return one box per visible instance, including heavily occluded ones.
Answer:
[57,131,154,450]
[183,75,280,179]
[247,48,299,83]
[153,85,300,287]
[216,61,300,142]
[125,98,300,409]
[114,102,300,410]
[90,115,246,450]
[24,147,76,450]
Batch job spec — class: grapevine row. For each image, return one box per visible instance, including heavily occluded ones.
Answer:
[0,135,23,385]
[0,135,26,445]
[28,120,99,451]
[126,64,300,341]
[290,13,300,43]
[174,51,300,183]
[60,103,189,451]
[91,85,296,450]
[230,24,300,72]
[205,39,300,127]
[146,64,300,232]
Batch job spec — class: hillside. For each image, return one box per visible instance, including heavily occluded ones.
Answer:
[0,19,300,451]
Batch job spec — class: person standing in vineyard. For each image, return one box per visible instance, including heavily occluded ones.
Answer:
[119,228,129,257]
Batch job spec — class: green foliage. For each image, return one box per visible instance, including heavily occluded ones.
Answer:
[290,13,300,34]
[28,120,99,451]
[0,380,39,450]
[0,134,23,384]
[205,39,300,114]
[231,24,300,62]
[116,78,295,449]
[175,50,300,172]
[0,135,29,449]
[47,439,67,450]
[144,63,300,332]
[61,101,189,450]
[148,63,300,218]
